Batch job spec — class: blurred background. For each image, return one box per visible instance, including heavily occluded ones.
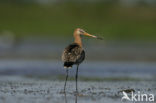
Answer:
[0,0,156,80]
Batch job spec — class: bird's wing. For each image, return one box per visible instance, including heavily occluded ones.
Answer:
[62,43,83,62]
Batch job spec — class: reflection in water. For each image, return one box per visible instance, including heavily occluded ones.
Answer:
[64,91,67,103]
[75,93,77,103]
[64,91,78,103]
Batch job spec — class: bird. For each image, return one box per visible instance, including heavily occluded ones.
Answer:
[62,28,102,93]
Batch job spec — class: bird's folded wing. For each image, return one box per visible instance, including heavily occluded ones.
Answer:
[62,43,83,62]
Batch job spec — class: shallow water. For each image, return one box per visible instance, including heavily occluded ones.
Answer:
[0,59,156,102]
[0,60,156,79]
[0,76,155,103]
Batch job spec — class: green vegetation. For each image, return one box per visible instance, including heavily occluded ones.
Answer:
[0,2,156,41]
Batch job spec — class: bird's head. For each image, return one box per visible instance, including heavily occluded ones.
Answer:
[74,28,103,40]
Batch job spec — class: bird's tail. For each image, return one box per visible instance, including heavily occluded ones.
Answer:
[64,62,74,68]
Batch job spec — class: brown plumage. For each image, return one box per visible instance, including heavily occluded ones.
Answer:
[62,43,85,68]
[62,28,101,93]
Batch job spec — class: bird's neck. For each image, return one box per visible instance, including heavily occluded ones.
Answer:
[74,33,82,47]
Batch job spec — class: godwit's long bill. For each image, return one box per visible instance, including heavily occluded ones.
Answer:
[62,28,102,93]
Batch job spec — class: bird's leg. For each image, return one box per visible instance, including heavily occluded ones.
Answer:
[64,69,69,92]
[75,64,79,94]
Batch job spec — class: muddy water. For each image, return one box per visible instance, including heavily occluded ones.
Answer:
[0,76,155,103]
[0,60,156,103]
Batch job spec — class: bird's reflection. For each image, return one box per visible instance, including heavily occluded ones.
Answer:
[75,93,78,103]
[64,91,67,103]
[64,91,78,103]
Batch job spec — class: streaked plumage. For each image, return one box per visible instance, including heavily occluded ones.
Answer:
[62,43,85,68]
[62,28,102,93]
